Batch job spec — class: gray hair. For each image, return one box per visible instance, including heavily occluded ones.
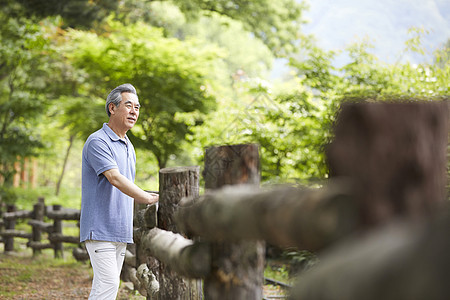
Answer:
[105,83,137,117]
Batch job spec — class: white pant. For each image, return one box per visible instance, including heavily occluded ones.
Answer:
[85,241,127,300]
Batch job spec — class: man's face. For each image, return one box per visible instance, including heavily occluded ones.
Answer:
[111,92,140,131]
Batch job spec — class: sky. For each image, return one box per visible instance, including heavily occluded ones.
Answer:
[271,0,449,79]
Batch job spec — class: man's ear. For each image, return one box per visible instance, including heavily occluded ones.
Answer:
[108,103,115,115]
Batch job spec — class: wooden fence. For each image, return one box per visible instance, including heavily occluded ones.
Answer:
[0,197,82,258]
[0,100,448,300]
[128,100,449,300]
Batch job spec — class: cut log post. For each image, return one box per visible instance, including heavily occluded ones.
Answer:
[202,144,265,300]
[52,205,64,258]
[158,167,200,233]
[133,202,160,294]
[31,197,45,256]
[154,166,202,300]
[326,101,449,227]
[135,202,158,230]
[203,144,260,190]
[4,204,16,252]
[175,180,357,251]
[141,227,210,278]
[132,202,157,276]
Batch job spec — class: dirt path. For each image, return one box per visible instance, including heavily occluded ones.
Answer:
[0,254,91,299]
[0,250,286,299]
[0,251,142,300]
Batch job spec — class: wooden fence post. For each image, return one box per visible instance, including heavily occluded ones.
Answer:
[203,144,265,300]
[52,204,64,258]
[156,166,202,300]
[4,204,16,252]
[326,101,449,227]
[0,202,3,245]
[31,197,45,256]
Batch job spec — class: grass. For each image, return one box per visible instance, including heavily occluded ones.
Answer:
[9,186,82,211]
[0,245,92,299]
[0,243,144,300]
[264,262,291,283]
[0,243,290,299]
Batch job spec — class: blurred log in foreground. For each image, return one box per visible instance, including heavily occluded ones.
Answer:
[176,180,358,251]
[327,100,449,226]
[140,227,210,278]
[289,209,450,300]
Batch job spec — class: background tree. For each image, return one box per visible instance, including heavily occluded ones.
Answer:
[64,19,218,169]
[0,13,61,202]
[117,0,307,57]
[191,30,449,185]
[6,0,118,29]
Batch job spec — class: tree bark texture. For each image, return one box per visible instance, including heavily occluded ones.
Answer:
[156,166,202,300]
[289,210,450,300]
[203,144,260,190]
[203,144,265,300]
[159,166,200,233]
[326,101,449,227]
[176,180,357,251]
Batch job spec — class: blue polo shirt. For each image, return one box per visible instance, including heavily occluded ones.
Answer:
[80,123,136,243]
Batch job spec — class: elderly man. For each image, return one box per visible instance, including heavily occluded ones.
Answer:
[80,83,158,299]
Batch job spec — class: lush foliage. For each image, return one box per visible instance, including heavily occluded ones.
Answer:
[63,18,218,168]
[0,0,448,206]
[118,0,307,57]
[0,12,64,201]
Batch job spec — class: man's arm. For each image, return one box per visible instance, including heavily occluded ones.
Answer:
[103,168,159,205]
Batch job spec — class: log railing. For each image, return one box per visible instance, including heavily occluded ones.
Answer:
[0,197,82,258]
[0,100,448,299]
[130,100,449,300]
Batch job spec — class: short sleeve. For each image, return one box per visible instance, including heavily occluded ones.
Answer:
[85,138,118,176]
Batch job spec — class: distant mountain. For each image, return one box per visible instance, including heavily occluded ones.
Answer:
[302,0,450,64]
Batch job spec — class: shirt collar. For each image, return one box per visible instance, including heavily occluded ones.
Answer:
[102,123,128,143]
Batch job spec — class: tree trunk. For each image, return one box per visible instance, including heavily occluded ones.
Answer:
[56,135,74,196]
[203,144,265,300]
[156,166,202,300]
[326,101,449,227]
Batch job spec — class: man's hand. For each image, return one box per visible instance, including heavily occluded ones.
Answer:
[147,193,159,205]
